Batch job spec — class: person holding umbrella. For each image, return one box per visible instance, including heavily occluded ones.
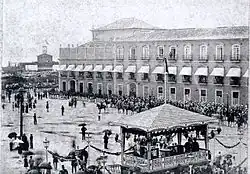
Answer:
[80,124,87,140]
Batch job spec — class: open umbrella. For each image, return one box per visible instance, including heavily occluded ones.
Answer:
[102,129,112,135]
[8,132,17,139]
[22,150,34,156]
[38,162,52,169]
[78,123,87,126]
[13,139,24,144]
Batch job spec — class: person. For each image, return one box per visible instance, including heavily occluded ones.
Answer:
[59,165,68,174]
[192,138,199,152]
[25,103,29,113]
[33,113,37,125]
[53,155,58,170]
[115,133,119,142]
[184,138,192,153]
[9,138,14,151]
[61,105,64,116]
[104,133,109,149]
[215,152,222,168]
[46,101,49,112]
[81,126,87,140]
[24,155,28,169]
[33,102,36,109]
[28,156,34,169]
[22,134,29,151]
[2,103,5,109]
[30,134,33,149]
[71,155,77,173]
[12,102,15,111]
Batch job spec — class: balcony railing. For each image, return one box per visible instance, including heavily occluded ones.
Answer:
[116,55,124,60]
[214,55,225,62]
[128,56,136,60]
[156,78,164,82]
[182,55,193,61]
[198,77,208,84]
[156,55,164,60]
[230,80,240,86]
[141,56,150,60]
[199,55,208,62]
[168,55,177,61]
[230,54,241,62]
[214,77,224,85]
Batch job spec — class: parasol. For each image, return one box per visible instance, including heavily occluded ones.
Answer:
[8,132,17,139]
[102,129,112,135]
[38,162,52,169]
[26,169,40,174]
[13,139,24,144]
[22,150,34,156]
[78,123,87,126]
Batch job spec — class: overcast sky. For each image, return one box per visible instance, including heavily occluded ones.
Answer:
[2,0,249,66]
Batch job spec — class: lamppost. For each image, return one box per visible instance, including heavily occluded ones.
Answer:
[43,137,50,162]
[18,87,26,137]
[163,55,169,104]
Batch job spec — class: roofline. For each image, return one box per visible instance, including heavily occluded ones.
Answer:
[91,27,162,31]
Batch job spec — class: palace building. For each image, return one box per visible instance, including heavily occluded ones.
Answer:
[58,18,249,106]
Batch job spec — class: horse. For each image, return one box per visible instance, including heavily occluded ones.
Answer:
[96,102,106,114]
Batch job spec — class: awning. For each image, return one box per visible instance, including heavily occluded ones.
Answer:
[58,65,66,71]
[102,65,113,72]
[82,65,93,72]
[93,65,103,72]
[52,65,60,71]
[210,68,224,76]
[152,67,164,74]
[66,65,75,71]
[125,66,136,73]
[138,66,149,74]
[74,65,84,71]
[179,67,192,76]
[168,67,177,75]
[113,65,123,73]
[243,69,248,78]
[226,68,241,77]
[194,67,208,76]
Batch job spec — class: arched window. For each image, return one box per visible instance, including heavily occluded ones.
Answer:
[216,45,224,61]
[232,44,240,61]
[157,46,164,58]
[142,45,149,59]
[129,47,136,59]
[184,45,192,60]
[200,45,207,60]
[169,46,176,60]
[116,46,124,59]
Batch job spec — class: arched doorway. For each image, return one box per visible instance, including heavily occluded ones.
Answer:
[79,82,84,93]
[107,84,112,96]
[87,83,93,94]
[69,80,76,92]
[129,83,136,97]
[97,83,102,96]
[62,81,66,92]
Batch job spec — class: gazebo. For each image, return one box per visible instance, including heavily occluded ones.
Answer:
[115,104,217,173]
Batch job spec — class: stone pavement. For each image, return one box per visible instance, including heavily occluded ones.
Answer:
[0,97,248,174]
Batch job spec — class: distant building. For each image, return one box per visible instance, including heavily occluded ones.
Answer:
[58,18,249,106]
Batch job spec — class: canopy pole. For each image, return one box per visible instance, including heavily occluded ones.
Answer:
[177,131,182,145]
[147,133,151,170]
[204,124,209,149]
[164,72,167,104]
[120,126,125,166]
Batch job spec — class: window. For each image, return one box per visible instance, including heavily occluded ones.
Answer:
[106,72,112,79]
[86,72,93,79]
[157,46,164,58]
[62,81,66,91]
[169,87,176,101]
[200,45,207,60]
[107,84,112,96]
[184,88,191,101]
[214,76,224,85]
[79,83,84,93]
[79,72,84,77]
[198,76,207,84]
[116,46,124,59]
[97,83,102,95]
[183,45,192,60]
[69,71,75,77]
[129,73,135,80]
[157,86,163,99]
[142,73,149,80]
[96,72,103,79]
[183,75,191,83]
[232,91,240,105]
[200,89,207,102]
[216,45,224,61]
[230,77,240,86]
[143,86,149,98]
[156,74,164,82]
[169,46,176,60]
[215,90,223,104]
[142,45,149,59]
[117,73,123,79]
[232,44,240,60]
[118,84,123,96]
[168,74,176,83]
[60,72,67,77]
[130,47,136,59]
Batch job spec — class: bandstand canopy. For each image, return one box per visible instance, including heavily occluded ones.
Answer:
[115,104,217,133]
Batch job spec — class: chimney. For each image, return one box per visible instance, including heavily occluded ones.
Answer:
[42,46,47,54]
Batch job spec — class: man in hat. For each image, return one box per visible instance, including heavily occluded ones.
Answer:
[81,125,87,140]
[61,105,64,116]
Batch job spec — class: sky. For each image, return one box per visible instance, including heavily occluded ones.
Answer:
[2,0,249,66]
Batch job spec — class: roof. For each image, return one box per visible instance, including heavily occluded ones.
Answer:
[115,26,248,41]
[93,17,159,31]
[37,53,52,57]
[116,104,217,132]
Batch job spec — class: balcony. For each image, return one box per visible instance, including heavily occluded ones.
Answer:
[116,55,124,60]
[198,55,208,62]
[106,75,113,81]
[182,55,193,62]
[168,55,177,61]
[214,55,224,62]
[156,78,164,83]
[141,56,150,60]
[116,73,123,80]
[60,73,67,78]
[230,78,240,86]
[198,76,208,85]
[168,75,176,83]
[128,56,136,61]
[156,55,164,60]
[214,77,224,85]
[86,73,93,79]
[230,55,241,62]
[182,76,192,84]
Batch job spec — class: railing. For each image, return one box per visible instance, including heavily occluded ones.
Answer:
[230,55,241,62]
[182,55,193,61]
[128,56,136,60]
[168,55,177,61]
[123,154,148,171]
[199,55,208,62]
[214,55,225,62]
[141,56,150,60]
[156,55,164,60]
[116,55,124,60]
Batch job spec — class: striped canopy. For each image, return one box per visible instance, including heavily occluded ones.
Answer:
[115,104,217,132]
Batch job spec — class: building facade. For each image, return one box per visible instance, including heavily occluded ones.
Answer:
[58,18,249,106]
